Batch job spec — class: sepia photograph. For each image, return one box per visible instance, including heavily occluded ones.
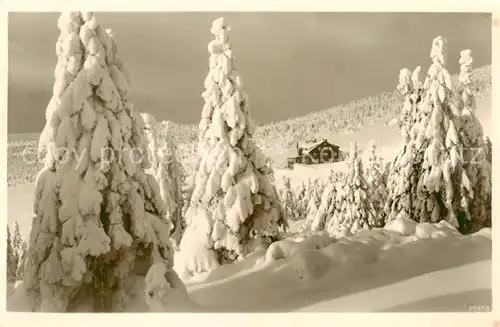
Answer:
[5,10,493,314]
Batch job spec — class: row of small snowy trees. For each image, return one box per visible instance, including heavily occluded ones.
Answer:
[298,141,389,237]
[303,36,492,237]
[279,142,389,231]
[279,176,326,223]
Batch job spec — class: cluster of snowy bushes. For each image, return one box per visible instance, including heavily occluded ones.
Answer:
[299,37,492,238]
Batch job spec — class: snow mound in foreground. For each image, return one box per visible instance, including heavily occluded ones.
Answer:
[262,217,485,284]
[286,249,333,281]
[8,215,491,312]
[8,268,200,313]
[414,220,463,239]
[283,237,381,282]
[174,210,219,279]
[322,238,380,266]
[264,232,334,263]
[384,216,418,236]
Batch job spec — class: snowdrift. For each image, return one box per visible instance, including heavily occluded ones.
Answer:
[7,180,492,313]
[179,217,491,312]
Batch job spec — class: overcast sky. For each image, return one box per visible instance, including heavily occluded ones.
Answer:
[8,12,491,134]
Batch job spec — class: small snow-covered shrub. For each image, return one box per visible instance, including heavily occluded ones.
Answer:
[265,240,299,263]
[383,215,418,236]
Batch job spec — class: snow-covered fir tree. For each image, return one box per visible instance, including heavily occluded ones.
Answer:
[279,176,296,221]
[384,64,426,222]
[264,157,276,183]
[301,171,344,233]
[7,226,18,283]
[455,49,492,232]
[413,36,474,228]
[386,36,489,231]
[16,240,28,281]
[365,141,387,226]
[154,121,186,246]
[324,142,375,237]
[138,116,186,246]
[328,169,336,183]
[11,222,28,280]
[304,178,322,222]
[176,17,286,277]
[295,181,310,233]
[309,182,337,232]
[139,112,158,174]
[298,185,313,232]
[484,136,492,163]
[295,181,308,217]
[23,12,175,312]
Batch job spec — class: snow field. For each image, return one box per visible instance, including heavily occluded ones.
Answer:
[176,216,490,312]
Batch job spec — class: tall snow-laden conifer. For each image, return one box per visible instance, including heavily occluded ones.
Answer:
[23,12,175,312]
[385,37,491,231]
[455,49,492,232]
[384,65,425,222]
[154,121,186,246]
[139,116,185,245]
[176,17,286,277]
[413,36,470,228]
[390,67,423,143]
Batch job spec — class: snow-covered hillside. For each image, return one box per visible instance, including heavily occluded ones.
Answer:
[274,95,490,189]
[7,185,491,312]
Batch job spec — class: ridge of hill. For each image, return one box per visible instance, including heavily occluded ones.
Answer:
[157,64,491,147]
[7,65,491,187]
